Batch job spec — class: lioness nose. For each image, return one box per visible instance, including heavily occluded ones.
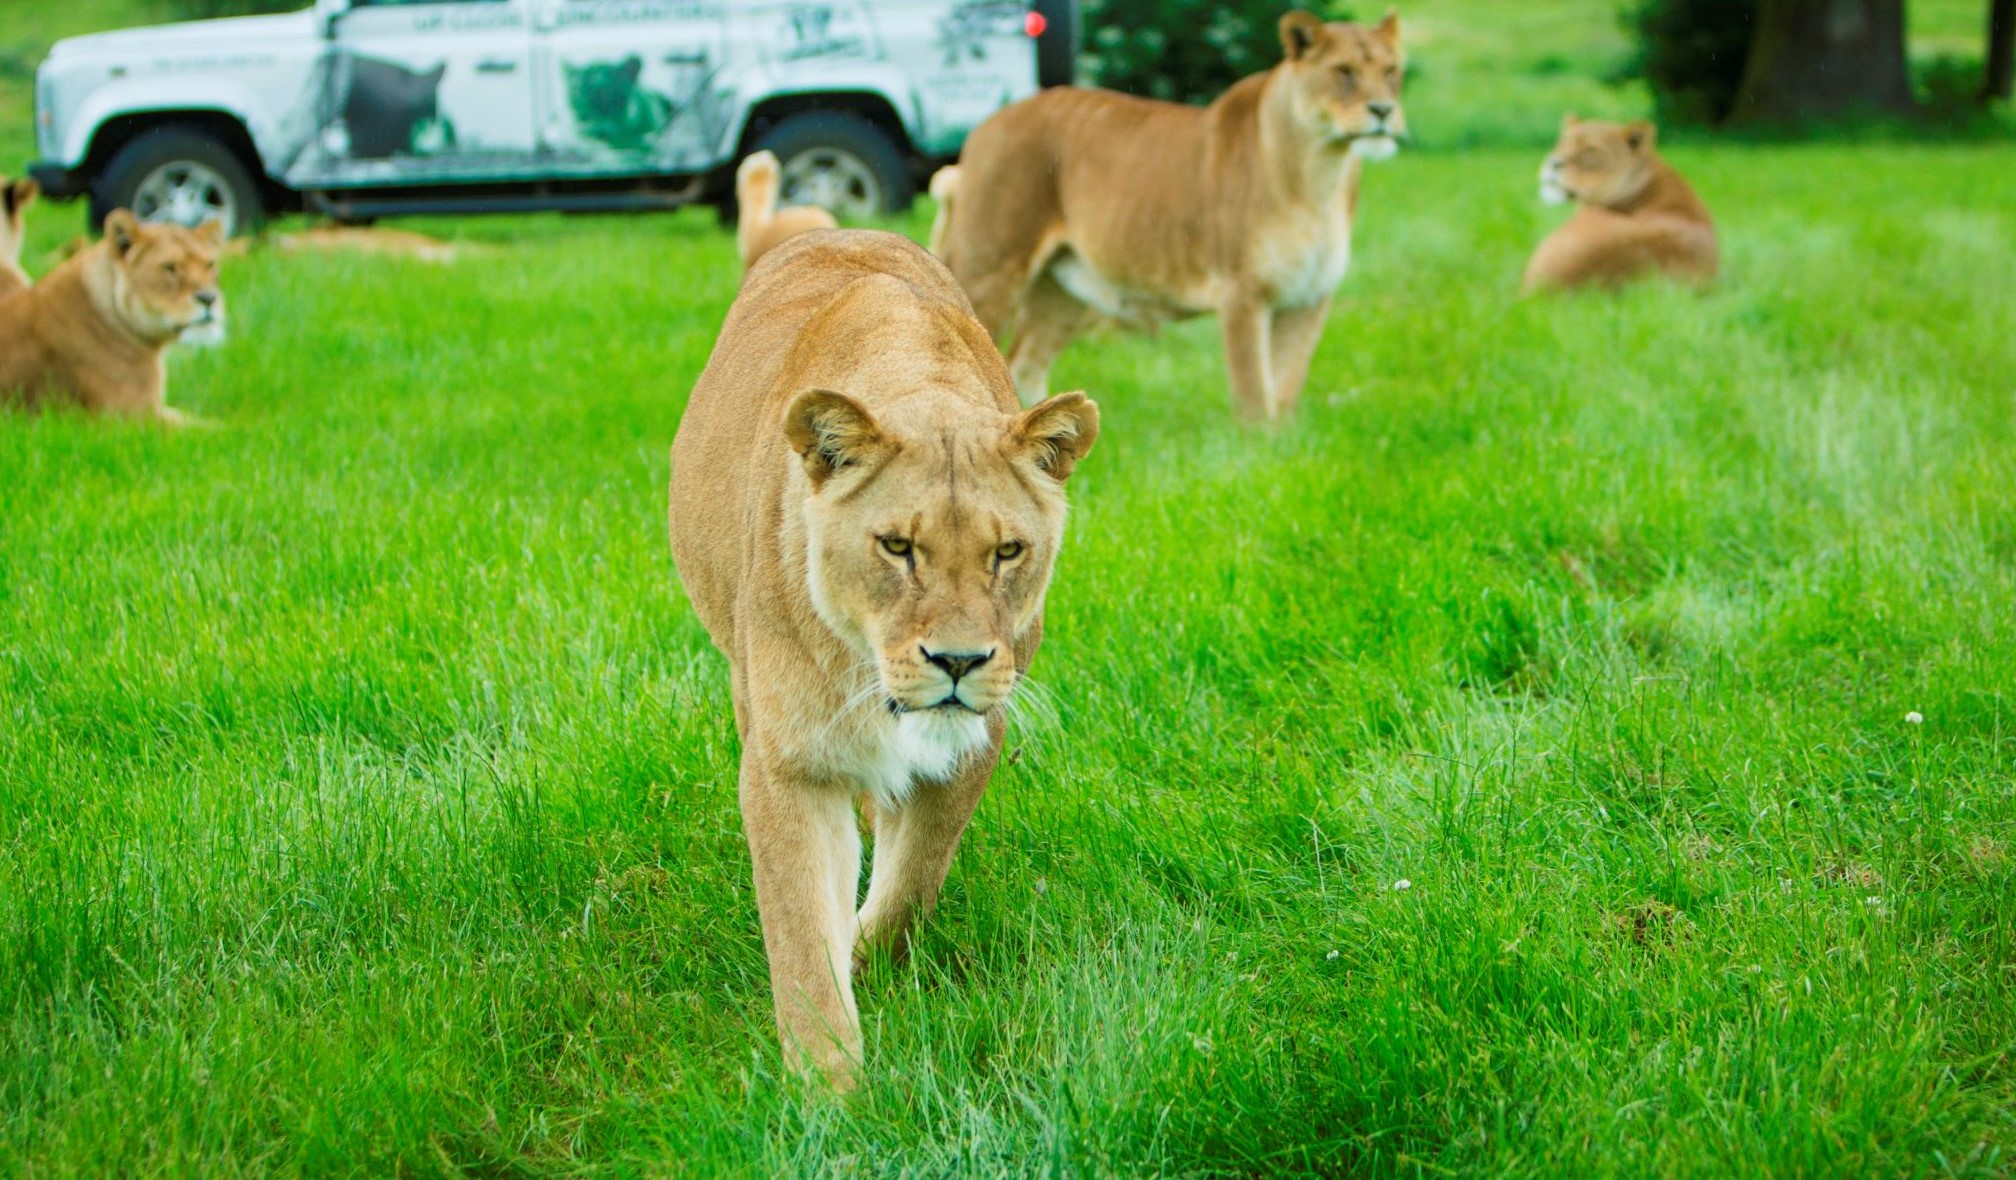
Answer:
[1367,101,1396,121]
[195,291,219,307]
[922,646,994,682]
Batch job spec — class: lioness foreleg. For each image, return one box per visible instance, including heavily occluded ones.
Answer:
[1268,299,1331,418]
[1007,272,1095,407]
[855,736,1001,968]
[1221,295,1276,421]
[740,756,865,1088]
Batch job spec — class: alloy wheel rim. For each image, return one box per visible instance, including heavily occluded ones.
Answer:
[779,148,880,220]
[131,160,237,236]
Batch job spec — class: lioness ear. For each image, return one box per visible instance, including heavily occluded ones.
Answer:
[785,388,887,488]
[104,209,140,258]
[1280,11,1326,61]
[1374,7,1401,47]
[1624,120,1656,152]
[1562,111,1581,129]
[1011,391,1099,482]
[193,218,226,246]
[4,178,37,218]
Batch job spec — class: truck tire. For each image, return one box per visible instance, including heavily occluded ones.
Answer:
[752,112,913,219]
[91,126,265,238]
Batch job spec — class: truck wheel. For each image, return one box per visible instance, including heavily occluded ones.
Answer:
[91,126,265,238]
[752,113,913,219]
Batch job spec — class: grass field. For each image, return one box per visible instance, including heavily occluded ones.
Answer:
[4,3,2016,1178]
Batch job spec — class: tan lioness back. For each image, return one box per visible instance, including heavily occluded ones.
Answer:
[0,210,225,423]
[668,229,1096,1088]
[1523,115,1718,293]
[934,10,1406,420]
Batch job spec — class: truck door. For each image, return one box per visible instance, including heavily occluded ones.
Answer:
[531,0,728,178]
[285,0,540,188]
[902,0,1039,156]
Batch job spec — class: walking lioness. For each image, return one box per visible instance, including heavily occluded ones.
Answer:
[935,10,1405,420]
[668,230,1098,1087]
[1523,115,1717,294]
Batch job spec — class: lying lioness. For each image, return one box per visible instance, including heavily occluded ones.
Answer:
[0,210,225,423]
[669,229,1097,1087]
[224,225,464,264]
[1523,115,1718,294]
[735,149,838,272]
[935,10,1405,419]
[1,176,40,297]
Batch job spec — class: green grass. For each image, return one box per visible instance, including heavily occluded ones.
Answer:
[5,137,2014,1178]
[3,2,2016,1177]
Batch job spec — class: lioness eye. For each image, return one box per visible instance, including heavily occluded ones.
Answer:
[1335,66,1356,84]
[162,261,179,276]
[880,536,912,557]
[995,541,1025,563]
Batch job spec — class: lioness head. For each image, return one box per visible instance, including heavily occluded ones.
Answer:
[785,388,1099,739]
[1278,9,1407,161]
[100,209,227,346]
[1540,115,1658,209]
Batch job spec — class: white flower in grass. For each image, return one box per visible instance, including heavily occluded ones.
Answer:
[1392,878,1413,892]
[1326,949,1341,961]
[1033,877,1047,896]
[1905,711,1924,725]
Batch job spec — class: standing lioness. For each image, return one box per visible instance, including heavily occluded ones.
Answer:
[668,230,1098,1087]
[936,10,1406,420]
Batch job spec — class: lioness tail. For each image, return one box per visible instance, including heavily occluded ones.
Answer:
[927,165,960,260]
[735,151,782,267]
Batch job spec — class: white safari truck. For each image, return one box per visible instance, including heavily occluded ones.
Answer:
[30,0,1077,234]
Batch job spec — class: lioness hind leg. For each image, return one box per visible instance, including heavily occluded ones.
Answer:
[856,739,999,969]
[740,758,865,1089]
[1007,271,1095,407]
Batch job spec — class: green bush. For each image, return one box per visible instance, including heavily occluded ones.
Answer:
[1081,0,1353,105]
[1618,0,1755,125]
[161,0,299,18]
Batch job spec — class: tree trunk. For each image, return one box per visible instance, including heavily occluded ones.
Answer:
[1987,0,2016,101]
[1728,0,1917,123]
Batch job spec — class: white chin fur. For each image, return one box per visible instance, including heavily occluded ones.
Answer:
[866,708,989,811]
[1350,135,1399,162]
[179,319,228,349]
[1539,179,1570,206]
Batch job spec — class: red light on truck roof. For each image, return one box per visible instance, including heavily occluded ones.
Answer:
[1024,10,1048,37]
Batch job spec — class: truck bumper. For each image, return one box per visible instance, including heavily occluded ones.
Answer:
[28,161,88,200]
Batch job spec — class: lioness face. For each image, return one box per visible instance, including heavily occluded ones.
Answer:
[1279,10,1406,159]
[102,209,227,345]
[786,389,1099,726]
[1540,116,1657,209]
